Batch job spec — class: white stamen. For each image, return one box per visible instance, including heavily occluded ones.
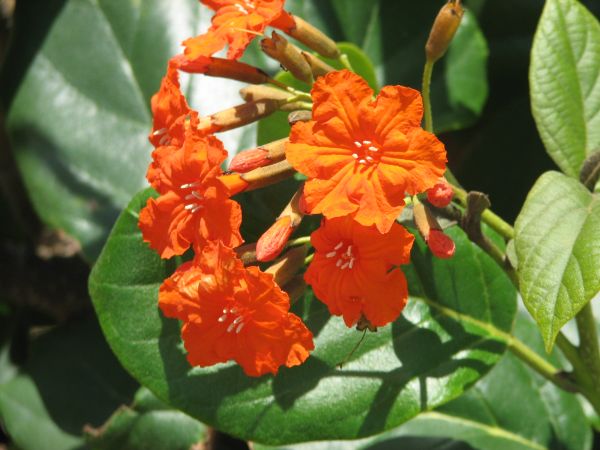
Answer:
[366,156,374,162]
[354,141,362,148]
[363,140,372,145]
[325,251,337,258]
[223,308,229,314]
[180,182,201,189]
[227,321,236,333]
[191,205,203,214]
[234,4,249,14]
[340,261,350,270]
[346,245,352,256]
[230,307,238,314]
[232,316,243,325]
[352,153,358,159]
[334,242,344,250]
[336,259,343,267]
[236,322,244,334]
[359,159,367,164]
[368,146,378,152]
[153,128,167,136]
[349,258,355,269]
[159,135,170,146]
[218,313,228,323]
[184,204,197,210]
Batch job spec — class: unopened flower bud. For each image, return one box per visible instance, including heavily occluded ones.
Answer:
[219,160,297,195]
[257,216,294,262]
[261,32,313,84]
[427,179,454,208]
[425,0,464,63]
[235,243,257,265]
[229,149,270,173]
[172,55,270,84]
[265,245,308,285]
[427,229,456,259]
[197,99,281,133]
[301,51,335,78]
[285,15,340,59]
[239,85,306,112]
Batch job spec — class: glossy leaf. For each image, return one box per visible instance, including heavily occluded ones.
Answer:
[3,0,258,261]
[85,388,206,450]
[89,188,516,445]
[0,316,138,450]
[530,0,600,177]
[514,171,600,351]
[258,313,591,450]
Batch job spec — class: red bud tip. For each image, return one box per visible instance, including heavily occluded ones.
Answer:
[427,229,455,259]
[427,180,454,208]
[229,149,270,173]
[256,216,293,262]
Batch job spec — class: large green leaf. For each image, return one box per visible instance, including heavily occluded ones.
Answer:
[2,0,259,261]
[0,316,138,450]
[85,388,206,450]
[530,0,600,177]
[514,171,600,351]
[88,188,516,445]
[258,313,591,450]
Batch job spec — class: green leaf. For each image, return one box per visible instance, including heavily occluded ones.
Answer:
[514,171,600,351]
[89,189,516,445]
[0,316,138,450]
[258,312,592,450]
[442,11,489,127]
[85,388,206,450]
[3,0,259,262]
[530,0,600,177]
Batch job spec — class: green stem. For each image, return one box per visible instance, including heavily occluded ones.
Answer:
[339,53,354,72]
[452,185,515,241]
[304,253,314,265]
[287,236,311,247]
[421,297,577,393]
[576,303,600,391]
[556,331,600,414]
[422,59,434,133]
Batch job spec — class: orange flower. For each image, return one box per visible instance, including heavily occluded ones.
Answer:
[149,64,194,149]
[159,241,314,376]
[286,70,447,233]
[139,128,243,258]
[304,217,414,327]
[184,0,295,61]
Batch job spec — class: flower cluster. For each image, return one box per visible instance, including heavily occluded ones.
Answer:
[140,0,456,377]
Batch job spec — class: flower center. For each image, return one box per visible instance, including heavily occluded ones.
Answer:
[351,140,380,166]
[325,241,356,270]
[234,0,255,14]
[180,183,204,214]
[217,306,246,334]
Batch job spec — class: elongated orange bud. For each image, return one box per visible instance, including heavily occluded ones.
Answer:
[230,138,288,173]
[426,0,464,62]
[285,15,340,59]
[257,216,294,262]
[427,229,456,259]
[172,55,270,84]
[229,149,270,173]
[218,160,296,195]
[413,201,455,259]
[239,85,306,111]
[197,99,281,133]
[301,51,335,78]
[265,246,309,287]
[257,186,305,262]
[219,173,249,196]
[261,32,313,84]
[427,179,454,208]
